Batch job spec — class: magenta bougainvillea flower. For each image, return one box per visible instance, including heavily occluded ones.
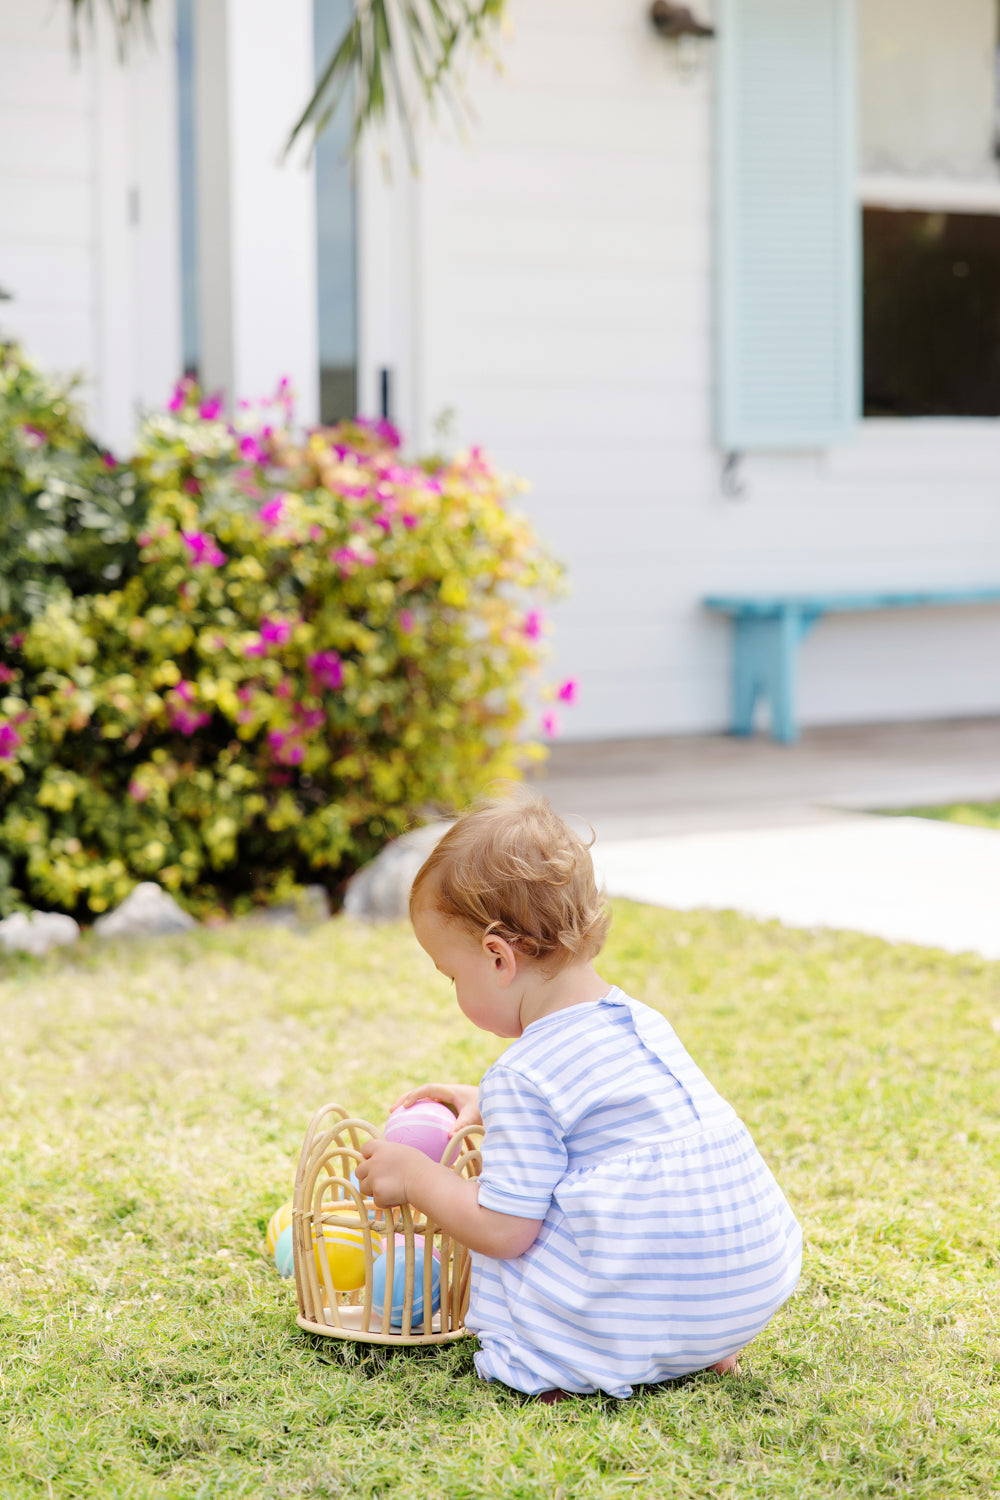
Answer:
[198,393,224,421]
[398,610,415,634]
[238,434,265,465]
[0,723,22,759]
[244,617,292,658]
[175,680,195,704]
[181,530,226,567]
[276,375,294,414]
[167,376,195,412]
[307,651,344,691]
[541,709,561,739]
[258,496,285,529]
[330,547,361,574]
[356,416,400,449]
[260,618,291,647]
[524,610,543,640]
[127,779,150,803]
[557,678,579,705]
[268,729,305,766]
[0,665,15,685]
[169,707,210,736]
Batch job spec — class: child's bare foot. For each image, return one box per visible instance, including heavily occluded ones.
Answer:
[708,1351,742,1375]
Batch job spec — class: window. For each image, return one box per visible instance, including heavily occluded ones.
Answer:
[860,0,1000,417]
[864,207,1000,416]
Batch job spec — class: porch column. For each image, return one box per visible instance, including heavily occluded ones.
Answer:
[91,0,183,448]
[194,0,319,423]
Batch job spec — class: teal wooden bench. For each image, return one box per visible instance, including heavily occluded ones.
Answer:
[703,588,1000,744]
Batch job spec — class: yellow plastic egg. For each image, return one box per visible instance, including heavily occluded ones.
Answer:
[266,1201,294,1254]
[313,1215,381,1291]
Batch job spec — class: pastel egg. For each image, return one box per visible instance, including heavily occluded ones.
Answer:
[383,1100,457,1163]
[273,1214,381,1288]
[372,1235,441,1328]
[266,1201,293,1254]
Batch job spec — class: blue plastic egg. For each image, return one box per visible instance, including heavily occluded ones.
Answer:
[274,1223,295,1277]
[372,1235,441,1328]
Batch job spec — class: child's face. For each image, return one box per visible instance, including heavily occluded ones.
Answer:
[411,900,522,1038]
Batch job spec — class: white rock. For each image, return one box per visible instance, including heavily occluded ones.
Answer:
[93,882,197,938]
[241,885,331,929]
[0,910,80,957]
[343,821,453,922]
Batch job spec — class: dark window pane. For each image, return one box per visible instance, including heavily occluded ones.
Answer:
[863,206,1000,417]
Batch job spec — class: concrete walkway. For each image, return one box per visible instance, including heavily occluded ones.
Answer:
[528,717,1000,959]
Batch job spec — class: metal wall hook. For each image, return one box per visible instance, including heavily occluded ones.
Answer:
[721,451,747,500]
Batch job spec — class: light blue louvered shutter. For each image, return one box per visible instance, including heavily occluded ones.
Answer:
[716,0,860,449]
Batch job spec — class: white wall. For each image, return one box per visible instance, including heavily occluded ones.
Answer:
[0,4,98,397]
[362,0,1000,739]
[0,0,181,450]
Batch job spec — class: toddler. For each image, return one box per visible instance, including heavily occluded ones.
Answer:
[356,794,802,1399]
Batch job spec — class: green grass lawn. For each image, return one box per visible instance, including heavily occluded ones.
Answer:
[885,802,1000,833]
[2,902,998,1499]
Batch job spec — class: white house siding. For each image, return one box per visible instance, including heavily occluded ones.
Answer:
[0,0,180,451]
[384,0,1000,739]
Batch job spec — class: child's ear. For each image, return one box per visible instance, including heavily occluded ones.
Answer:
[482,933,518,982]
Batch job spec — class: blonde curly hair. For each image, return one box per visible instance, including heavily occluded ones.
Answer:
[410,791,610,971]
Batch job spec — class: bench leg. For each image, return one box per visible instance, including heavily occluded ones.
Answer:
[731,612,805,744]
[731,629,760,736]
[769,613,799,744]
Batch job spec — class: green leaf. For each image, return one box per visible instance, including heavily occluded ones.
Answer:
[286,0,507,163]
[64,0,154,59]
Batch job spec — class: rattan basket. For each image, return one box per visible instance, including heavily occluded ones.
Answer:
[292,1101,482,1345]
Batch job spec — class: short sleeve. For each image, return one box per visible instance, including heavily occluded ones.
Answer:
[476,1065,568,1220]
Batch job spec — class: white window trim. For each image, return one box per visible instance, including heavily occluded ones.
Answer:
[860,171,1000,215]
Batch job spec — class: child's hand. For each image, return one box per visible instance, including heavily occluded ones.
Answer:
[390,1082,483,1137]
[356,1139,423,1206]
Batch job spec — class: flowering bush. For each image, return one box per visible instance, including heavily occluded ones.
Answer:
[0,344,147,624]
[0,378,563,918]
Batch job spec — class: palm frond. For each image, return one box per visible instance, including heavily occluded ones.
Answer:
[59,0,506,158]
[65,0,155,59]
[287,0,507,162]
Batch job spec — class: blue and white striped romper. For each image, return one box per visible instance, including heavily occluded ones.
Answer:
[467,987,802,1397]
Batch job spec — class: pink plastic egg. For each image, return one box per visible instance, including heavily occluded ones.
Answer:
[383,1099,457,1163]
